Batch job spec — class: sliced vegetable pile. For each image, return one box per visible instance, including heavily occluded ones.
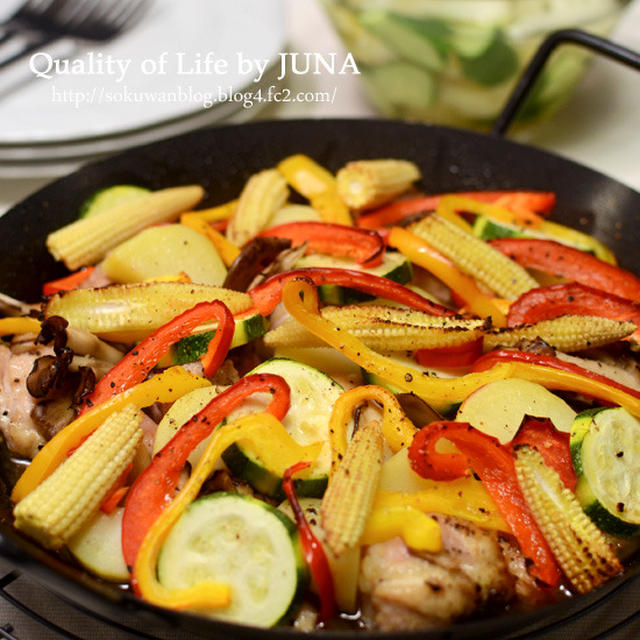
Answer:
[3,153,640,632]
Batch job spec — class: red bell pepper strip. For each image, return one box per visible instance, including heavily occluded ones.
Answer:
[100,484,130,515]
[283,461,335,624]
[209,219,228,232]
[42,267,95,296]
[472,349,640,401]
[357,191,555,229]
[122,373,290,575]
[415,337,483,369]
[490,238,640,302]
[408,421,561,586]
[260,222,385,267]
[511,418,576,491]
[507,282,640,342]
[80,300,234,414]
[248,268,454,317]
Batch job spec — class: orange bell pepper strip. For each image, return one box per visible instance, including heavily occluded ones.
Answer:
[388,226,506,326]
[260,221,384,267]
[42,267,95,296]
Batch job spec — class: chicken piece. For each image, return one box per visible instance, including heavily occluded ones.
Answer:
[0,344,46,458]
[429,514,514,605]
[360,537,477,630]
[359,515,515,631]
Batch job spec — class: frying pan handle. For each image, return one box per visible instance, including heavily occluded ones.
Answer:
[492,28,640,137]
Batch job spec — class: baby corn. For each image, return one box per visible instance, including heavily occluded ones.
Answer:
[321,420,384,557]
[336,159,420,210]
[226,169,288,246]
[485,316,636,352]
[515,446,622,594]
[45,281,252,342]
[47,186,204,270]
[410,214,538,299]
[264,305,487,350]
[13,404,142,549]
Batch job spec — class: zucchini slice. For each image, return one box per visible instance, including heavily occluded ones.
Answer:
[222,358,343,499]
[157,492,307,627]
[571,407,640,537]
[79,185,150,219]
[159,311,268,367]
[295,251,412,304]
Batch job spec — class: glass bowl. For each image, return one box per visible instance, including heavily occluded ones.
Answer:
[322,0,630,131]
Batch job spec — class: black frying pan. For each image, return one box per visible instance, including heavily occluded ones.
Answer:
[1,33,640,640]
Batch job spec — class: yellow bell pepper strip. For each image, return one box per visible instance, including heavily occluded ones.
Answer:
[181,199,238,223]
[134,412,322,609]
[472,350,640,417]
[278,154,337,198]
[180,213,240,267]
[373,482,508,531]
[388,226,506,326]
[434,196,474,232]
[281,278,640,417]
[11,367,209,503]
[79,300,234,414]
[328,385,417,474]
[361,505,442,552]
[122,373,291,571]
[310,190,353,226]
[277,154,352,226]
[0,317,41,337]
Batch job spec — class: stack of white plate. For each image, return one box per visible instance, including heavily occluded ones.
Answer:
[0,0,286,177]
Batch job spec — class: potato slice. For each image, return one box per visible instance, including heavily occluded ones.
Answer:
[102,224,226,286]
[456,378,576,443]
[67,508,129,582]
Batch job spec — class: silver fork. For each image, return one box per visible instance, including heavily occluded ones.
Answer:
[0,0,149,70]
